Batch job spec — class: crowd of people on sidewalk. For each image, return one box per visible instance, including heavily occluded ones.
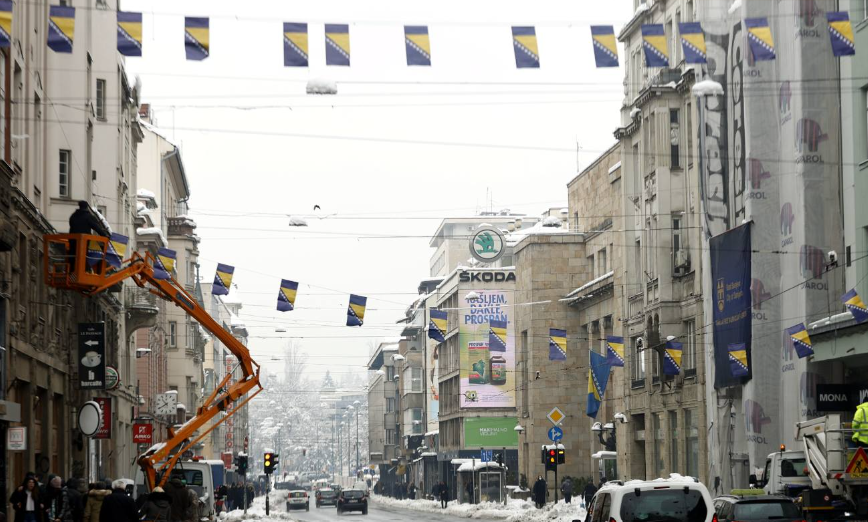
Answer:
[213,482,254,513]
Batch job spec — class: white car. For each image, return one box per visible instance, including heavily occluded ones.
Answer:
[585,475,716,522]
[287,490,310,511]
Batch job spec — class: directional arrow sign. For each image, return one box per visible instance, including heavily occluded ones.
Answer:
[84,340,99,346]
[78,323,106,390]
[548,426,564,442]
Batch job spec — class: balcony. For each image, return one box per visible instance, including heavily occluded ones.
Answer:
[564,271,614,309]
[167,216,197,239]
[125,286,159,333]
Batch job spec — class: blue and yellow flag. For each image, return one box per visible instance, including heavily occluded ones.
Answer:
[105,233,128,269]
[746,18,775,61]
[641,24,668,67]
[663,339,682,376]
[212,263,234,296]
[549,328,566,361]
[346,294,366,326]
[606,336,625,367]
[827,12,855,57]
[512,26,540,68]
[86,239,104,268]
[728,343,749,377]
[428,309,447,343]
[325,24,350,66]
[590,25,618,68]
[0,1,13,48]
[153,248,176,280]
[405,25,431,66]
[117,12,142,57]
[489,319,507,352]
[48,6,75,53]
[842,289,868,323]
[185,17,209,61]
[678,22,707,64]
[277,279,298,312]
[587,351,611,418]
[786,323,813,359]
[284,22,308,67]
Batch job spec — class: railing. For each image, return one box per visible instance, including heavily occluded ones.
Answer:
[125,285,158,308]
[628,293,644,319]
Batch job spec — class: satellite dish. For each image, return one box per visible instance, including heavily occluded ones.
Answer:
[78,401,103,437]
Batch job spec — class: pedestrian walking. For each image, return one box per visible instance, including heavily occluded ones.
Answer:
[464,480,473,504]
[184,485,199,522]
[582,480,597,507]
[59,478,83,522]
[10,476,45,522]
[45,476,67,522]
[408,482,417,500]
[98,480,137,522]
[164,478,191,522]
[82,483,109,522]
[532,476,546,509]
[437,481,449,509]
[139,486,172,522]
[560,477,573,504]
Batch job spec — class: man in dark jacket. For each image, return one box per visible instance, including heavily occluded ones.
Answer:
[560,477,573,504]
[69,202,108,236]
[437,481,449,509]
[139,487,172,522]
[582,481,597,507]
[60,478,83,522]
[164,478,191,522]
[98,481,136,522]
[532,476,546,509]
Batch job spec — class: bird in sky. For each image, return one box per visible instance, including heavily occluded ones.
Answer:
[313,205,321,211]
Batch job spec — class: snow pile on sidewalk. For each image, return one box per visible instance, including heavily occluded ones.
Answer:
[372,495,586,522]
[221,490,295,521]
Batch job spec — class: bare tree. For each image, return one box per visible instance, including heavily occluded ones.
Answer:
[282,340,308,392]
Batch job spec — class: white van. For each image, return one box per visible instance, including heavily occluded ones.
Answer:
[133,460,217,521]
[585,475,715,522]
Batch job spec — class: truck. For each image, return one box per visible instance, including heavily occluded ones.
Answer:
[44,233,263,495]
[754,414,868,521]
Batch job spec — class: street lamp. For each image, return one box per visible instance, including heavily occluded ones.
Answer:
[591,421,617,452]
[353,400,361,476]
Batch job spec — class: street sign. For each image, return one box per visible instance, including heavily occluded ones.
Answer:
[547,407,565,425]
[480,449,493,462]
[7,426,26,450]
[78,323,106,390]
[105,366,120,391]
[846,447,868,478]
[93,397,112,439]
[548,426,564,442]
[132,423,153,444]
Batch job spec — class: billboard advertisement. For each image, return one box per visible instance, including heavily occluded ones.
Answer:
[464,417,519,448]
[426,327,440,432]
[459,289,515,408]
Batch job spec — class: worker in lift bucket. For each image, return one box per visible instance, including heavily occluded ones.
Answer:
[68,201,109,273]
[853,399,868,448]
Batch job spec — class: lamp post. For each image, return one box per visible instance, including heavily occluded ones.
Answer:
[353,400,361,476]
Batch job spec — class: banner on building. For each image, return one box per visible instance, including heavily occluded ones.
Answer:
[590,25,618,68]
[48,6,75,53]
[745,18,775,61]
[548,328,566,361]
[153,248,177,280]
[641,24,668,67]
[842,289,868,323]
[827,12,856,57]
[488,319,507,352]
[711,223,752,388]
[586,351,610,418]
[428,309,447,343]
[325,24,350,66]
[93,397,112,439]
[463,417,519,448]
[0,1,13,48]
[512,26,540,68]
[787,323,814,358]
[346,294,366,326]
[606,336,624,367]
[78,323,106,390]
[276,279,298,311]
[284,22,309,67]
[404,25,431,66]
[117,12,143,57]
[663,339,682,375]
[678,22,707,63]
[459,288,515,409]
[185,17,209,61]
[105,233,128,269]
[212,263,234,296]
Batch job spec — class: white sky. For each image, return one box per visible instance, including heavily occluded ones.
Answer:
[123,0,633,381]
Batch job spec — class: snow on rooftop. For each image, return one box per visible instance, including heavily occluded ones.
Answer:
[566,271,615,298]
[506,218,573,245]
[630,107,641,119]
[288,215,308,227]
[136,227,168,246]
[457,461,502,472]
[93,208,112,235]
[137,188,156,199]
[139,119,180,147]
[306,78,338,95]
[692,80,725,97]
[230,312,246,328]
[424,430,439,437]
[608,161,622,175]
[728,0,742,14]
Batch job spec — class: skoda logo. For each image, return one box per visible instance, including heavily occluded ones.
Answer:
[469,226,505,263]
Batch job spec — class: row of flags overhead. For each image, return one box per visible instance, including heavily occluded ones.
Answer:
[11,8,858,65]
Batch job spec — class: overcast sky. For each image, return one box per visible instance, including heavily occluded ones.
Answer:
[123,0,633,382]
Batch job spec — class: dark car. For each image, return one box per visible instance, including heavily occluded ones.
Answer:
[337,489,368,515]
[316,488,337,508]
[714,495,802,522]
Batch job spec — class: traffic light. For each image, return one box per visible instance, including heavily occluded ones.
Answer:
[264,452,274,474]
[557,447,565,465]
[545,448,557,471]
[235,455,248,474]
[273,454,280,469]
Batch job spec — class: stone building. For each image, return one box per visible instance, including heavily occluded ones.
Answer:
[367,341,401,490]
[615,0,707,483]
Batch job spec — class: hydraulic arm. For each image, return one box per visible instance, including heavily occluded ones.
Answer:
[43,234,262,490]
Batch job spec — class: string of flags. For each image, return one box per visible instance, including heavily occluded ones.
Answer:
[9,10,854,63]
[428,309,447,343]
[548,328,567,361]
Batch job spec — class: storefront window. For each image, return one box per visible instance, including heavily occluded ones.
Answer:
[670,411,679,473]
[654,413,665,477]
[686,408,699,479]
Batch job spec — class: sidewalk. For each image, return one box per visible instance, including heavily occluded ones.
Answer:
[372,494,587,522]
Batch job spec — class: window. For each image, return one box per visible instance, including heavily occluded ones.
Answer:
[59,150,71,197]
[408,408,423,434]
[685,408,699,478]
[670,109,681,168]
[686,103,693,167]
[598,248,608,275]
[631,336,646,385]
[386,397,395,413]
[385,365,395,381]
[385,429,395,445]
[411,367,423,393]
[654,413,665,477]
[592,493,611,522]
[588,253,595,278]
[683,320,697,374]
[96,79,106,120]
[168,321,177,348]
[669,411,679,473]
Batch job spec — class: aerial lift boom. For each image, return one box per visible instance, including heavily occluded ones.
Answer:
[43,233,262,490]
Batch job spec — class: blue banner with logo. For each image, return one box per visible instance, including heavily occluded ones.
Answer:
[711,223,752,388]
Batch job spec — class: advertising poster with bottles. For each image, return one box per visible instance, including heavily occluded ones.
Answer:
[459,289,515,408]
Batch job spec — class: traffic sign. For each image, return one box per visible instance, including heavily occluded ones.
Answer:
[547,407,565,425]
[846,447,868,478]
[548,426,564,442]
[480,450,493,462]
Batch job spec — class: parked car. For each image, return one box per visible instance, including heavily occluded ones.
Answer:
[316,488,337,508]
[585,476,715,522]
[337,488,368,515]
[713,494,802,522]
[286,490,309,511]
